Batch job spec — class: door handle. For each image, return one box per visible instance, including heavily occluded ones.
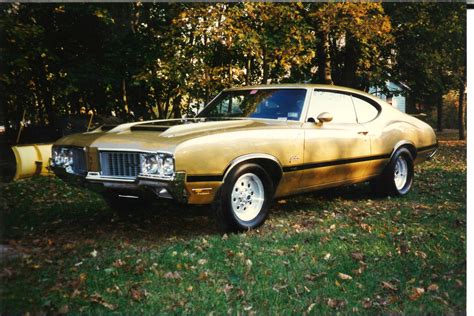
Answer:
[358,131,368,135]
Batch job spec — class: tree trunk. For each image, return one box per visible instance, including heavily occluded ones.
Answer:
[342,32,358,88]
[458,83,465,140]
[172,94,182,119]
[122,79,129,114]
[246,55,251,85]
[316,31,333,85]
[436,94,443,132]
[262,46,268,84]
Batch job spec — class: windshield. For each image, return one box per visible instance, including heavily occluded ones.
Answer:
[196,88,307,121]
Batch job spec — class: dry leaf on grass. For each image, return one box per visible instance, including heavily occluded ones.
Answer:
[90,293,117,310]
[381,281,398,291]
[338,272,353,280]
[327,298,346,309]
[351,252,365,261]
[408,287,425,301]
[163,271,182,280]
[427,283,439,292]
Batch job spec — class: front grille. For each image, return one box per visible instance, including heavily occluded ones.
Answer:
[70,147,87,175]
[99,151,141,178]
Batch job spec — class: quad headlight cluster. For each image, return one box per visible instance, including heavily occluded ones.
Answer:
[140,153,174,178]
[51,146,75,173]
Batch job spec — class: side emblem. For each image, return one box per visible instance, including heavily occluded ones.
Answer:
[289,155,300,163]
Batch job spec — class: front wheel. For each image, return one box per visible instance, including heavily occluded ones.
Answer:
[371,147,414,196]
[214,163,274,232]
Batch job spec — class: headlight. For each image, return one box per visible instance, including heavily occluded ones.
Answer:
[51,147,74,171]
[140,153,174,177]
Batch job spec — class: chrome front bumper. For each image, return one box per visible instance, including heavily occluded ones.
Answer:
[51,167,188,203]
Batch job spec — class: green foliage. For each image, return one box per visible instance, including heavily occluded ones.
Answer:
[385,3,466,105]
[0,139,466,314]
[0,3,466,127]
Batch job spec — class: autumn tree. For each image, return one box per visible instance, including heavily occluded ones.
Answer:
[385,2,466,134]
[308,2,393,90]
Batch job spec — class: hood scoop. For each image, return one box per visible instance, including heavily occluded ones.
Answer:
[131,125,170,132]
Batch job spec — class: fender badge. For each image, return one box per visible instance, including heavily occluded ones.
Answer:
[289,155,300,163]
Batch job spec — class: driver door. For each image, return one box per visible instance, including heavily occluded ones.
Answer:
[300,90,372,190]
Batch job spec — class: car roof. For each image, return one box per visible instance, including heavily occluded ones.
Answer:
[224,84,381,103]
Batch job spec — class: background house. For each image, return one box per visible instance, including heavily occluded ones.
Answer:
[369,81,410,113]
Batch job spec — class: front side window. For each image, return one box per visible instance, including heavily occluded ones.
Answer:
[197,89,307,121]
[307,90,357,124]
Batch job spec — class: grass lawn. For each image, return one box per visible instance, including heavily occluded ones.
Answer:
[0,138,466,314]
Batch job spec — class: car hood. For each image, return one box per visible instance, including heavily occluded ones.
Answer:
[55,118,296,152]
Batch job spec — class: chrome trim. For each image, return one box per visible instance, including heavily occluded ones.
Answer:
[86,172,136,183]
[97,149,175,180]
[118,194,139,199]
[222,153,283,182]
[98,147,174,156]
[138,174,175,181]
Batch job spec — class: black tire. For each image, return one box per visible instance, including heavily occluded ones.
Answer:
[371,147,414,196]
[214,163,274,232]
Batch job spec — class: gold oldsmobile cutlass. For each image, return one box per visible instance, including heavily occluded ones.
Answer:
[51,84,437,231]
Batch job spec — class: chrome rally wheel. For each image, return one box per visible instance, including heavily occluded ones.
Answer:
[371,147,414,196]
[231,173,265,222]
[214,163,274,232]
[394,155,408,190]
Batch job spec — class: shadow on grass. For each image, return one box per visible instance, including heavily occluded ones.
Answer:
[1,160,465,245]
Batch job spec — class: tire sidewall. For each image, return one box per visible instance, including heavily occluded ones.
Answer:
[387,148,414,196]
[219,163,274,231]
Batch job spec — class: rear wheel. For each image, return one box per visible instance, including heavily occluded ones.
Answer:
[214,163,273,232]
[371,147,414,196]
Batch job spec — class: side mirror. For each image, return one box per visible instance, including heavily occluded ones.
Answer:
[316,112,333,123]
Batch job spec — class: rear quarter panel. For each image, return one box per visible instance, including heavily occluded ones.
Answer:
[365,103,436,177]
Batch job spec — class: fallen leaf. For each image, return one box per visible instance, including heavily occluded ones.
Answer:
[455,279,463,288]
[338,272,353,280]
[90,293,117,310]
[305,272,327,281]
[362,298,372,309]
[307,303,316,313]
[186,285,193,292]
[427,283,439,292]
[408,287,425,301]
[327,298,346,309]
[163,271,182,280]
[113,259,124,268]
[245,259,253,269]
[351,252,365,261]
[381,281,398,291]
[198,271,209,281]
[415,251,427,259]
[198,259,208,265]
[130,288,143,301]
[359,223,372,233]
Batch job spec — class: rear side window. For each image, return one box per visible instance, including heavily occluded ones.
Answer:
[351,96,379,123]
[308,90,357,124]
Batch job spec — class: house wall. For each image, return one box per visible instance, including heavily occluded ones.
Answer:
[369,81,406,113]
